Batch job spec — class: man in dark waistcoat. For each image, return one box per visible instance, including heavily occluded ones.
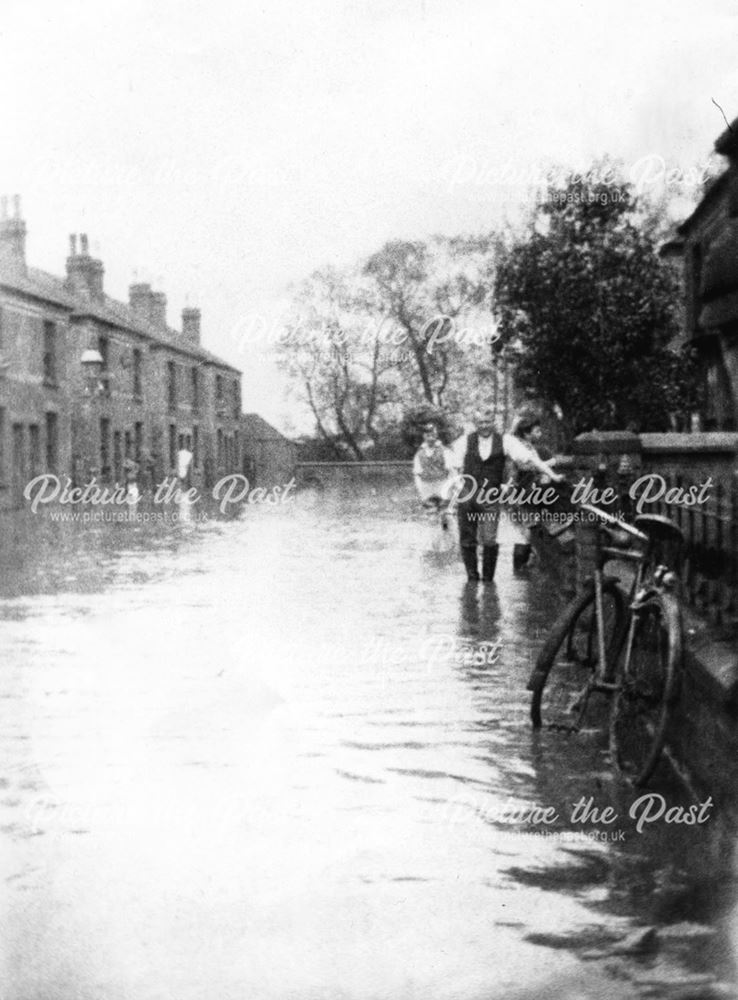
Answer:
[452,408,506,582]
[449,406,562,582]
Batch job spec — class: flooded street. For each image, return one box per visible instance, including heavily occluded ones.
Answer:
[0,481,736,1000]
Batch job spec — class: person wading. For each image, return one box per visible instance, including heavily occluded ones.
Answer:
[413,421,455,528]
[450,406,562,583]
[507,409,562,571]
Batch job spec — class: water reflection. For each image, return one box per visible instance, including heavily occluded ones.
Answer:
[0,484,735,999]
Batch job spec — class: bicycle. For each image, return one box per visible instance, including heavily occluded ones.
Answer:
[526,500,685,788]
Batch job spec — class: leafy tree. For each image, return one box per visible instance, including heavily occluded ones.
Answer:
[363,236,498,411]
[275,267,402,460]
[278,237,501,456]
[493,168,699,439]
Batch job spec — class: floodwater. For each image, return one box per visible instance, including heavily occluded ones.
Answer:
[0,481,736,1000]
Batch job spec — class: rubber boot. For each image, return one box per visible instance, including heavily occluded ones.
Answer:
[461,546,479,582]
[513,543,532,572]
[481,544,499,582]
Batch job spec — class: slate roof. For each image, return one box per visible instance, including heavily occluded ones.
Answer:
[241,412,293,442]
[0,265,240,374]
[0,267,76,309]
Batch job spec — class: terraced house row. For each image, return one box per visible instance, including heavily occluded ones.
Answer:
[0,197,243,508]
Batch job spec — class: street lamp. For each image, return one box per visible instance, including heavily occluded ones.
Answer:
[80,348,105,395]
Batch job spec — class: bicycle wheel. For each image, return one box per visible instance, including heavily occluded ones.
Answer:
[529,580,626,730]
[609,590,682,787]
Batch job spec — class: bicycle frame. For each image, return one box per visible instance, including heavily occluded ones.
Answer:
[571,502,682,719]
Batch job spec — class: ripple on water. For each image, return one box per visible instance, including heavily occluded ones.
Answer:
[0,491,735,998]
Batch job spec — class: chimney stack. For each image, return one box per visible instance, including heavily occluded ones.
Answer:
[129,282,154,324]
[0,193,27,279]
[65,231,104,298]
[150,291,167,328]
[182,307,201,344]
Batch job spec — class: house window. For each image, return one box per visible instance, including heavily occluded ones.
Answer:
[167,361,177,411]
[98,335,109,370]
[12,424,24,499]
[232,381,240,420]
[29,425,40,478]
[113,431,122,483]
[169,423,177,471]
[98,335,111,396]
[43,321,57,385]
[216,374,224,408]
[45,412,58,473]
[133,348,143,398]
[192,366,199,411]
[100,417,110,477]
[135,422,143,464]
[193,425,199,467]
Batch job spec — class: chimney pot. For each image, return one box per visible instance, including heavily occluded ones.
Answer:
[13,195,20,219]
[65,233,104,298]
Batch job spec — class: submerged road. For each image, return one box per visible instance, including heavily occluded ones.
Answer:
[0,482,736,999]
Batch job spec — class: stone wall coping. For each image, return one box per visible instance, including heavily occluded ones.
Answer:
[640,432,738,455]
[572,431,738,456]
[572,431,642,455]
[296,460,412,468]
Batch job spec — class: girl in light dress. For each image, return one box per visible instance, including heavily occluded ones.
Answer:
[412,422,456,530]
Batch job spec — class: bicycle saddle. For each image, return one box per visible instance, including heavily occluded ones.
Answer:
[604,528,639,549]
[633,514,685,545]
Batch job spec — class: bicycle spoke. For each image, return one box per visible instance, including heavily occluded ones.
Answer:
[530,581,625,732]
[609,593,681,787]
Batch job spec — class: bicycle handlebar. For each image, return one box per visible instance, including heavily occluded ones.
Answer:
[577,503,649,543]
[551,477,649,544]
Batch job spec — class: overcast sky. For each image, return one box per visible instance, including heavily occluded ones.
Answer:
[2,0,737,432]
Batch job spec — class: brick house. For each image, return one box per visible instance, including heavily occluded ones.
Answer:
[240,412,297,486]
[663,118,738,430]
[0,199,242,508]
[0,197,74,506]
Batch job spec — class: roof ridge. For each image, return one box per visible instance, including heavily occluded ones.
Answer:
[6,266,240,373]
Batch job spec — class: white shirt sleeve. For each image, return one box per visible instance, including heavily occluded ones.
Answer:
[503,433,560,479]
[449,434,466,472]
[503,432,534,466]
